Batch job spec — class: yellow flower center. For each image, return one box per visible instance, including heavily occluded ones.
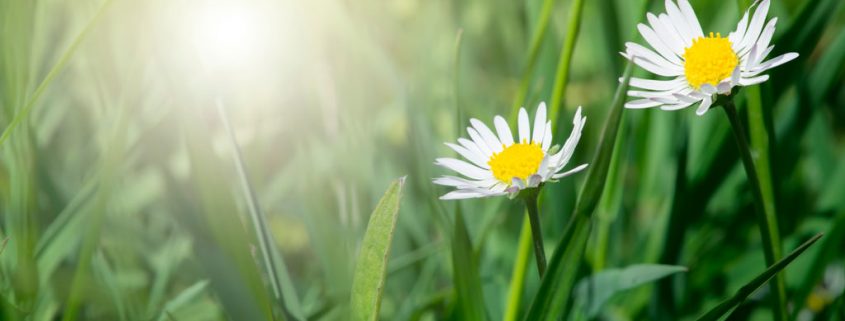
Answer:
[488,141,545,184]
[683,32,738,89]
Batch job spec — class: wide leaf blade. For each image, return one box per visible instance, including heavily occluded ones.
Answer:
[350,177,406,321]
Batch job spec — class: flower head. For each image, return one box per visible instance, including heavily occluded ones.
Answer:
[433,103,588,200]
[622,0,798,115]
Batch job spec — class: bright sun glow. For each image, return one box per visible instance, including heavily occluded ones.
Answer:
[189,2,263,71]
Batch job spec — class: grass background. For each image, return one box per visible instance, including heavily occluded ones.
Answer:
[0,0,844,320]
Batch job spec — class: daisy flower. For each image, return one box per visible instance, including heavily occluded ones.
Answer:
[622,0,799,115]
[433,102,588,200]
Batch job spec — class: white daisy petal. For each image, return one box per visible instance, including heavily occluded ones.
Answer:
[730,9,751,48]
[750,52,799,74]
[717,81,732,94]
[753,46,775,67]
[440,189,495,200]
[435,158,491,180]
[700,84,717,95]
[551,163,589,179]
[695,97,713,115]
[493,116,514,146]
[433,176,495,189]
[457,138,488,160]
[745,44,759,69]
[664,0,694,44]
[511,177,526,190]
[649,13,685,57]
[470,118,503,153]
[661,102,695,111]
[738,0,770,54]
[445,142,489,169]
[627,76,687,91]
[541,121,553,151]
[625,98,664,109]
[527,174,543,188]
[739,75,770,86]
[628,51,684,76]
[677,0,704,37]
[467,127,493,157]
[531,102,547,144]
[636,25,684,66]
[518,107,530,144]
[731,66,741,86]
[552,107,585,168]
[672,92,699,104]
[626,42,684,71]
[751,18,777,58]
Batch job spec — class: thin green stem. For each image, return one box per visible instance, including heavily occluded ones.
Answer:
[524,190,546,277]
[508,0,558,122]
[217,100,298,321]
[503,216,531,321]
[721,98,786,321]
[0,0,113,148]
[548,0,585,128]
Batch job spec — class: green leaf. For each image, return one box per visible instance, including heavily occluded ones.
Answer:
[350,177,406,321]
[451,205,488,321]
[522,62,633,321]
[157,280,210,321]
[695,233,824,321]
[573,264,686,318]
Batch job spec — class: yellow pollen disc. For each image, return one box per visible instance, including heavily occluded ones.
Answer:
[487,141,545,184]
[683,32,738,89]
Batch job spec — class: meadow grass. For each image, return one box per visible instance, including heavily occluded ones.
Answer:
[0,0,844,320]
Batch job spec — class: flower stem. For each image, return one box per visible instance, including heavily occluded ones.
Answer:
[524,190,547,277]
[721,97,787,321]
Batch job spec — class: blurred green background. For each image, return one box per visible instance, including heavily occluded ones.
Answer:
[0,0,844,320]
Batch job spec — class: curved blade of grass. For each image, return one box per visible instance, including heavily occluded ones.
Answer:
[451,204,488,321]
[503,217,532,321]
[745,84,787,321]
[350,177,405,321]
[216,100,299,321]
[522,63,632,321]
[574,264,686,318]
[508,0,558,121]
[695,233,823,321]
[157,280,210,321]
[547,0,585,127]
[0,0,113,148]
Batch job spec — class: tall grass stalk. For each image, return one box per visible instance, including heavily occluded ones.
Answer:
[508,0,557,122]
[0,0,113,148]
[720,96,786,321]
[216,100,298,321]
[547,0,585,127]
[503,219,531,321]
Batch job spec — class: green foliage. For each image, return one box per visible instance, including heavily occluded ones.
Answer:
[0,0,842,320]
[350,178,405,321]
[573,264,687,318]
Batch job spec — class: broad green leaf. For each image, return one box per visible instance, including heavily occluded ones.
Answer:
[696,233,823,321]
[522,63,633,321]
[451,205,487,321]
[573,264,686,318]
[350,177,406,321]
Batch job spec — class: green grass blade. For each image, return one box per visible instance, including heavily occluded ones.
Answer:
[745,84,787,321]
[503,217,532,321]
[574,264,686,318]
[0,0,113,149]
[547,0,585,127]
[522,63,632,321]
[451,205,488,321]
[216,100,299,320]
[695,233,824,321]
[508,0,558,121]
[157,280,210,321]
[350,177,406,321]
